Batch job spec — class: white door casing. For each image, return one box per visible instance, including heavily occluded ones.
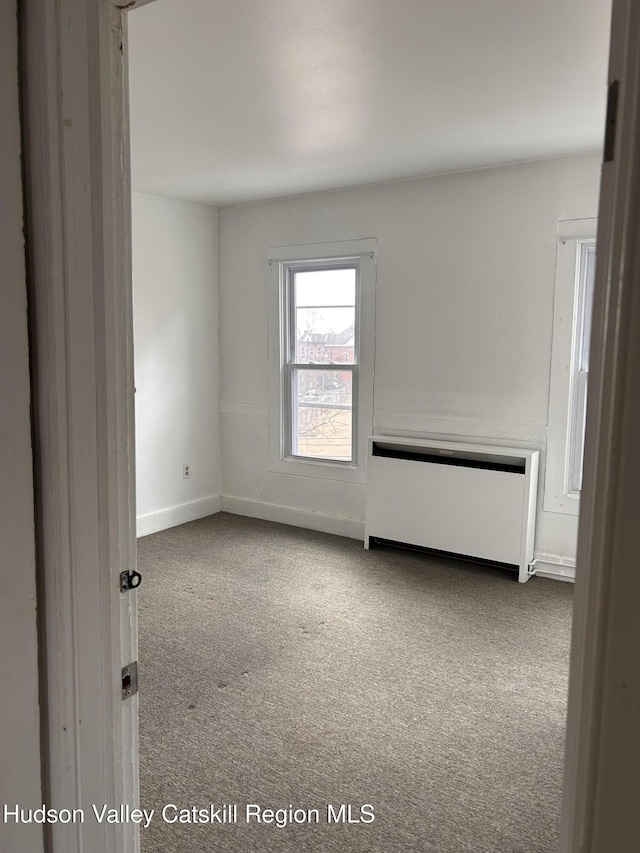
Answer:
[560,0,640,850]
[0,1,44,851]
[21,0,154,850]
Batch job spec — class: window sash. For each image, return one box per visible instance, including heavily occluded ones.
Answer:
[283,261,359,464]
[568,370,589,494]
[567,240,596,494]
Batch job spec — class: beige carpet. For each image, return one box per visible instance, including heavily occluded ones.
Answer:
[137,513,573,853]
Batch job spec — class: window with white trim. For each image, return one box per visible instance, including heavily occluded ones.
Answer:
[267,239,376,483]
[544,219,597,514]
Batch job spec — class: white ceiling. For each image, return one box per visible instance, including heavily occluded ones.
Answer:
[128,0,611,207]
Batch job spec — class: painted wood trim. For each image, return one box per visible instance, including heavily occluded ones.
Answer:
[221,495,365,541]
[519,451,538,582]
[533,556,576,583]
[0,1,44,850]
[561,0,640,850]
[22,1,140,851]
[137,495,221,537]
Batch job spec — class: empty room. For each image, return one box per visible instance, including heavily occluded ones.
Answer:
[127,1,610,851]
[8,1,640,853]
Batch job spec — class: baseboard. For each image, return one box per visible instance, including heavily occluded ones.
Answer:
[138,497,577,584]
[137,495,221,538]
[221,495,365,541]
[531,553,576,583]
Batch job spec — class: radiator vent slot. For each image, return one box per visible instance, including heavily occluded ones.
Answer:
[369,537,519,573]
[371,441,525,474]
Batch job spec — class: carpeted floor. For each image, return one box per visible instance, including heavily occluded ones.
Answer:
[137,513,573,853]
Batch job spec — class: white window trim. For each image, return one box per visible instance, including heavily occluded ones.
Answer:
[267,238,376,484]
[544,218,597,515]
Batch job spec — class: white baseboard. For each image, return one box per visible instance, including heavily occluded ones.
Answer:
[137,495,221,538]
[139,497,577,584]
[531,553,576,582]
[221,495,365,541]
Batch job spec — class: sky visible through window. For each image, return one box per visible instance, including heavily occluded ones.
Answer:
[295,269,355,361]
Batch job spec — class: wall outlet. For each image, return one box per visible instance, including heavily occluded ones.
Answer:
[183,464,190,479]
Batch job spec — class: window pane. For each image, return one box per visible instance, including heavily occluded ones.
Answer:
[572,372,589,491]
[293,267,356,365]
[294,268,355,307]
[292,369,353,461]
[295,306,355,364]
[579,245,596,370]
[569,241,596,492]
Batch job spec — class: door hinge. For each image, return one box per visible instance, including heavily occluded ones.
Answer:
[604,80,619,163]
[122,662,138,700]
[120,569,142,592]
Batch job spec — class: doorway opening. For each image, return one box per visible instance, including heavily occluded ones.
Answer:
[126,3,610,852]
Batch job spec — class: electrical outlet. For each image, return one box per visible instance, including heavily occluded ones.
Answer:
[183,464,190,479]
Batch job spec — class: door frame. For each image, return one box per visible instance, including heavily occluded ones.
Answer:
[21,1,156,850]
[21,0,640,851]
[560,1,640,849]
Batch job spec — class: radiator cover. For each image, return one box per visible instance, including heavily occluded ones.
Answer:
[364,436,539,583]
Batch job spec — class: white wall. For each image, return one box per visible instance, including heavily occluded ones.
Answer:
[218,152,601,567]
[0,1,44,849]
[133,193,220,535]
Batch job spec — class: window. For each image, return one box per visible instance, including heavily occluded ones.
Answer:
[284,263,357,462]
[545,219,597,513]
[268,238,376,483]
[567,241,596,493]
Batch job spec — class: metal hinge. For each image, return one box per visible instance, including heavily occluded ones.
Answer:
[120,569,142,592]
[122,662,138,700]
[604,80,619,163]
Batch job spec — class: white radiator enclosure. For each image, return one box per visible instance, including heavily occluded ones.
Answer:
[365,436,539,583]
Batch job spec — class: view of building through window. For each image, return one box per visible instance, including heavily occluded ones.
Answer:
[287,266,357,461]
